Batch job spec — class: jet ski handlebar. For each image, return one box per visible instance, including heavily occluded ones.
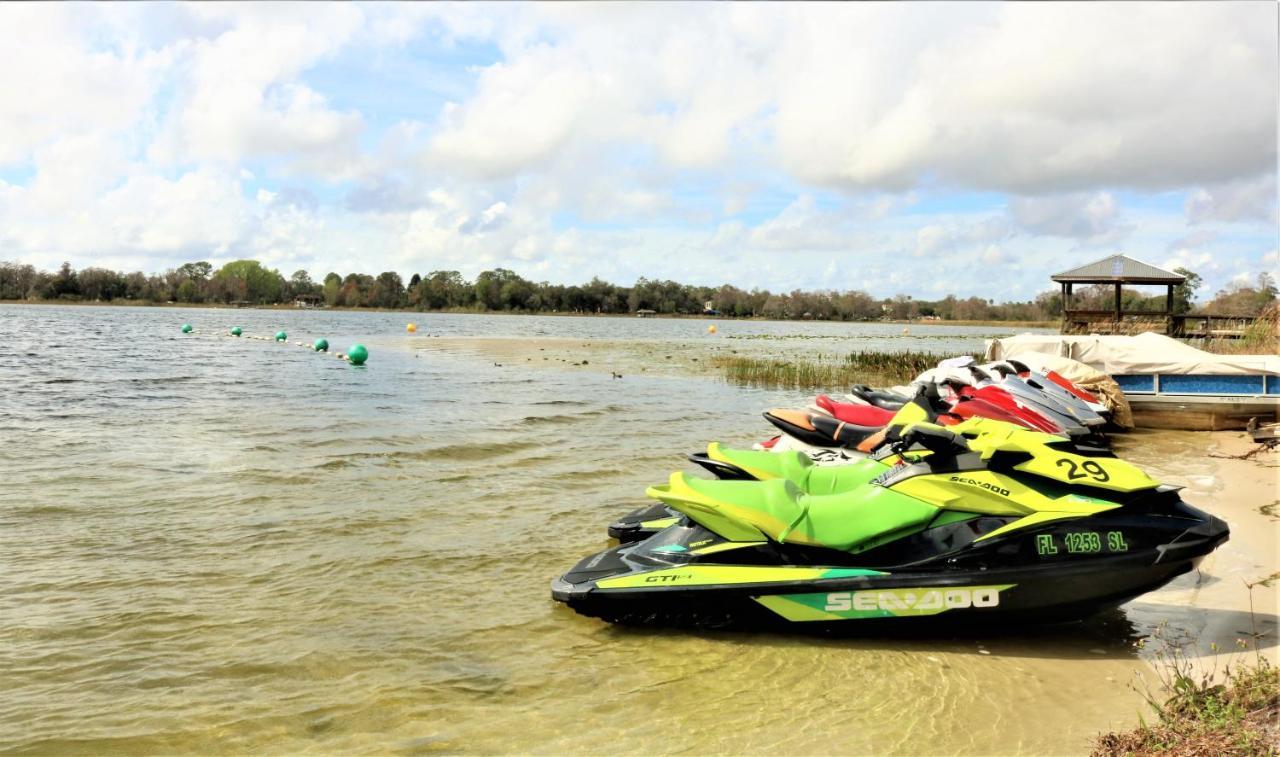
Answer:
[891,424,971,458]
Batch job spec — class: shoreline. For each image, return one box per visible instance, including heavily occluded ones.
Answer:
[0,300,1056,329]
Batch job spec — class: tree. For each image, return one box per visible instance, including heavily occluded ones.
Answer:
[1258,271,1278,300]
[178,261,213,281]
[1203,273,1279,316]
[289,270,317,298]
[45,261,80,299]
[79,267,125,301]
[414,270,470,309]
[1034,289,1063,318]
[176,279,199,303]
[373,271,405,308]
[474,269,519,310]
[1171,267,1202,314]
[213,260,284,304]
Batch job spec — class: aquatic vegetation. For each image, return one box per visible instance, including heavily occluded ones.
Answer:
[1094,606,1279,756]
[713,349,975,389]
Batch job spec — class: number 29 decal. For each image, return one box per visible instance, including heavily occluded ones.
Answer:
[1056,458,1110,482]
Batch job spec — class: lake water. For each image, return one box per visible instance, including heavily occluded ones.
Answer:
[0,305,1252,754]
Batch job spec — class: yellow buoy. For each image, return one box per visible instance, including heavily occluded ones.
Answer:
[708,324,717,334]
[902,327,910,335]
[406,323,417,333]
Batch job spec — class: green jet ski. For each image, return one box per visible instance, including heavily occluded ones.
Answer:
[553,420,1229,630]
[608,442,904,542]
[607,401,1112,543]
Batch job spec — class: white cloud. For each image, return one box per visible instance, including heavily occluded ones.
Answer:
[910,215,1010,257]
[148,5,369,179]
[1185,175,1279,225]
[980,245,1008,265]
[1008,192,1132,244]
[0,2,1274,301]
[0,5,168,166]
[424,3,1277,193]
[1162,249,1219,276]
[746,195,853,252]
[0,166,249,266]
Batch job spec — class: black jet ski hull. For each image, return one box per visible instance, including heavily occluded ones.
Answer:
[554,556,1199,630]
[556,508,1229,631]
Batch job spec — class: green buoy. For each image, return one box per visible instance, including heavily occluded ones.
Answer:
[346,343,369,365]
[231,327,242,336]
[181,324,192,333]
[314,338,329,352]
[275,331,287,342]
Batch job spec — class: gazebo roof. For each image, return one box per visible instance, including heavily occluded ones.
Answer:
[1052,254,1185,284]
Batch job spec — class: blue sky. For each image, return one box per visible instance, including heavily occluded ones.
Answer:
[0,2,1275,302]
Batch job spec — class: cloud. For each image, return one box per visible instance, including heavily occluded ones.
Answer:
[0,3,1274,301]
[746,195,855,252]
[0,5,169,167]
[980,245,1008,265]
[1162,249,1219,276]
[1008,192,1132,244]
[1166,229,1219,252]
[425,3,1277,193]
[910,215,1011,257]
[1185,175,1279,225]
[0,166,250,265]
[148,5,370,179]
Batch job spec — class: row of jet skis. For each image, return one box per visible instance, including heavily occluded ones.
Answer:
[551,358,1231,630]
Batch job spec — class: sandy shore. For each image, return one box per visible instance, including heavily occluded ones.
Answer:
[1147,431,1277,666]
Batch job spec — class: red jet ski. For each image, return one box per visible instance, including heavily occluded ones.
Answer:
[816,392,1065,436]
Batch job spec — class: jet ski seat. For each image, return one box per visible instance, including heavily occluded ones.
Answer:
[814,395,896,426]
[848,384,909,410]
[698,443,891,495]
[763,409,884,449]
[648,473,940,552]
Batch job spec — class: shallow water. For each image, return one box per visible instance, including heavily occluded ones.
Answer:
[0,306,1262,754]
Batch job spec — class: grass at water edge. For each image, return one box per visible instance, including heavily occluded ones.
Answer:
[712,350,979,390]
[1093,587,1279,756]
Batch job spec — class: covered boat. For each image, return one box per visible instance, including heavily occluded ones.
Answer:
[987,332,1279,430]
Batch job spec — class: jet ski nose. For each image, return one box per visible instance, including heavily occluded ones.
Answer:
[550,575,580,601]
[1201,514,1230,544]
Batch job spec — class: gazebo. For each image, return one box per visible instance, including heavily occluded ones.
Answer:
[1052,254,1185,335]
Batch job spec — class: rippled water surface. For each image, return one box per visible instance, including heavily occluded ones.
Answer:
[0,306,1251,754]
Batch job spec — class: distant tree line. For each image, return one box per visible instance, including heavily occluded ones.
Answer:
[1,259,1273,319]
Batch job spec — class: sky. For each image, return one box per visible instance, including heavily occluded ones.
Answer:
[0,2,1276,301]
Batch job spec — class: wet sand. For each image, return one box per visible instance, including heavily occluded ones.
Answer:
[1118,431,1278,669]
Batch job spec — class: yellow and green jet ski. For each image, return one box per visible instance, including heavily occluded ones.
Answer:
[552,421,1229,629]
[606,442,905,542]
[607,401,1111,543]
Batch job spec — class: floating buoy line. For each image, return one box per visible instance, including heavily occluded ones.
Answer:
[179,323,370,366]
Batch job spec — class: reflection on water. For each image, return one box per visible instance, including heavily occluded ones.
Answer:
[0,305,1250,754]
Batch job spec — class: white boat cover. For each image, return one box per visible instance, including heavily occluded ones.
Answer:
[986,332,1280,377]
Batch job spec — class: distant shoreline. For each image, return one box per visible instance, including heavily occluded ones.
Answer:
[0,299,1056,330]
